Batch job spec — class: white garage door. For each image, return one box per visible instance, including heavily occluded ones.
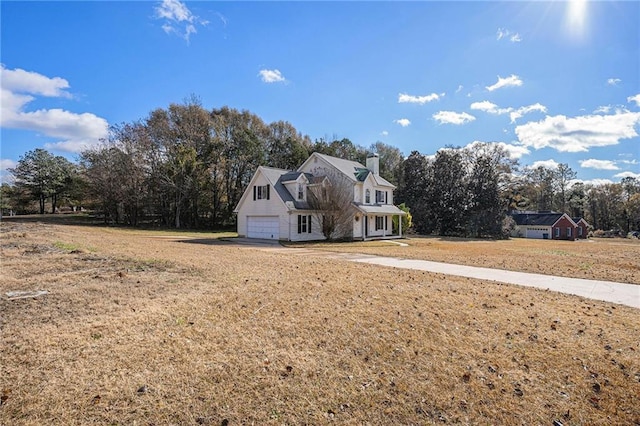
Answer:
[247,216,280,240]
[525,228,549,239]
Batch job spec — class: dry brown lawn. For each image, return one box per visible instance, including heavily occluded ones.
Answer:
[1,219,639,425]
[288,235,640,285]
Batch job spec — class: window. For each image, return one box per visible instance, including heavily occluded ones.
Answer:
[375,190,384,204]
[555,227,560,237]
[297,214,312,234]
[375,216,384,230]
[567,227,572,237]
[297,184,304,200]
[254,184,270,200]
[578,226,583,236]
[365,189,371,204]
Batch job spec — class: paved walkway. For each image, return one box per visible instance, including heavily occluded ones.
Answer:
[267,247,640,309]
[345,254,639,309]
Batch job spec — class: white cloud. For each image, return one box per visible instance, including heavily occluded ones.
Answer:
[607,78,621,86]
[0,65,108,154]
[594,105,612,114]
[1,65,71,98]
[455,85,463,93]
[619,159,639,165]
[509,103,547,123]
[470,100,546,122]
[432,111,475,125]
[258,69,286,83]
[394,118,411,127]
[398,92,442,104]
[470,100,511,115]
[0,159,16,171]
[579,159,619,170]
[155,0,208,44]
[0,159,16,184]
[576,178,615,186]
[628,94,640,106]
[614,171,640,179]
[528,159,560,170]
[515,111,640,153]
[496,28,521,42]
[486,74,523,92]
[466,140,530,159]
[380,130,389,136]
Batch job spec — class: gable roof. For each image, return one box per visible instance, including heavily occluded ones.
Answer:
[280,171,313,183]
[259,166,292,185]
[300,152,395,188]
[572,217,590,227]
[233,166,291,213]
[260,168,311,210]
[510,212,577,227]
[274,176,310,210]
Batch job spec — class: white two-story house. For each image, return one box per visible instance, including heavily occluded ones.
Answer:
[234,152,406,241]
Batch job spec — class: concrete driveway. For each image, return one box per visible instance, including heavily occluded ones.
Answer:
[265,247,640,309]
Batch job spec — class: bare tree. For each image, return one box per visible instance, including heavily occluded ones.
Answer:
[306,174,354,241]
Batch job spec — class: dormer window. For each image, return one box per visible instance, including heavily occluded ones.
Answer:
[375,190,387,204]
[297,184,304,200]
[365,189,370,204]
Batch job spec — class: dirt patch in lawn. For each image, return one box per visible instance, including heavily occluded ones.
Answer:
[1,221,639,425]
[288,236,640,285]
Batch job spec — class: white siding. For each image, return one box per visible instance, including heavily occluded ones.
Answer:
[236,172,289,240]
[288,214,326,242]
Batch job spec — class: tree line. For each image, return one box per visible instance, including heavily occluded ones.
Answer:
[396,146,640,237]
[3,98,639,236]
[2,99,401,228]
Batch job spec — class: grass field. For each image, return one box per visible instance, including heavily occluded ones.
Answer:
[285,235,640,285]
[1,218,639,425]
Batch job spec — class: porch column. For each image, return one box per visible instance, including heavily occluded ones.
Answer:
[398,214,402,237]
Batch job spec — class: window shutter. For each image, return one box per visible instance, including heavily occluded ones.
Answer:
[308,215,312,233]
[253,186,256,200]
[385,216,388,230]
[266,185,270,200]
[385,191,388,204]
[297,215,302,234]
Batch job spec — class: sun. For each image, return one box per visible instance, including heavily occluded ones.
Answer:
[565,0,588,40]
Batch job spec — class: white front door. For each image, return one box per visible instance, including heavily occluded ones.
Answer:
[247,216,280,240]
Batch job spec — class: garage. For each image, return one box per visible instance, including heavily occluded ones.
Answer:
[525,227,550,239]
[247,216,280,240]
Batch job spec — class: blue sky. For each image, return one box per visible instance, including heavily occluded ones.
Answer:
[1,1,639,184]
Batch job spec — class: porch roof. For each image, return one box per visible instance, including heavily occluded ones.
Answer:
[353,203,406,215]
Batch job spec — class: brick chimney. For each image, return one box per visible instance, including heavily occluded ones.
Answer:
[366,153,379,175]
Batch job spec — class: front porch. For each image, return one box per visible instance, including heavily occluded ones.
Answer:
[353,203,406,241]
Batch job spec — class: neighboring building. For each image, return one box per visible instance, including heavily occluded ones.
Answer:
[572,217,590,239]
[234,152,406,241]
[509,211,589,241]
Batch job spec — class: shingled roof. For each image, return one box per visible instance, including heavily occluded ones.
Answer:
[310,153,395,187]
[510,212,565,226]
